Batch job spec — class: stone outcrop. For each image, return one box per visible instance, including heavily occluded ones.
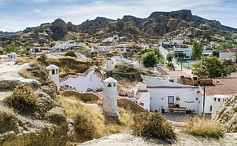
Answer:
[214,95,237,132]
[0,62,69,146]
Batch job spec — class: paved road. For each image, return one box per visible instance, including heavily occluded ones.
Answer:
[158,46,168,58]
[158,46,193,76]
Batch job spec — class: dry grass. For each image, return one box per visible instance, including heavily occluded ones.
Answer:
[118,98,145,113]
[0,107,18,133]
[3,85,39,113]
[130,112,176,142]
[18,69,32,78]
[45,57,91,77]
[59,95,131,143]
[183,116,223,138]
[61,91,99,103]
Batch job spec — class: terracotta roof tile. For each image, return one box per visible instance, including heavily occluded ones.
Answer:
[220,48,237,53]
[201,78,237,95]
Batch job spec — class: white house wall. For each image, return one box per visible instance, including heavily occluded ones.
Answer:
[219,52,235,60]
[137,92,151,111]
[149,87,201,114]
[60,71,103,92]
[211,95,230,118]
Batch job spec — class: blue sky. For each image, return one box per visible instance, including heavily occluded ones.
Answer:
[0,0,237,32]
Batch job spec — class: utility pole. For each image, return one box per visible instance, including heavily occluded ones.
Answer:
[202,85,206,116]
[181,58,183,71]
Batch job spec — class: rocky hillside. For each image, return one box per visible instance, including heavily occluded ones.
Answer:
[1,9,237,47]
[78,10,237,42]
[214,95,237,132]
[0,61,68,146]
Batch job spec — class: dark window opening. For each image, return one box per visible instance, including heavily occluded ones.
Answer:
[168,96,174,104]
[210,106,212,111]
[214,98,216,101]
[218,98,220,102]
[52,70,55,75]
[108,83,112,87]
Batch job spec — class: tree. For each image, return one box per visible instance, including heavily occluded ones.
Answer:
[217,41,236,50]
[192,56,227,78]
[192,42,204,60]
[152,48,163,62]
[142,51,158,67]
[212,49,219,57]
[166,53,173,62]
[65,50,77,58]
[174,52,185,59]
[5,41,17,53]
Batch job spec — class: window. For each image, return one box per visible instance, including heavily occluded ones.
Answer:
[108,83,111,87]
[113,83,116,87]
[56,69,59,74]
[210,106,212,111]
[168,96,174,104]
[52,69,55,75]
[214,98,216,101]
[218,98,220,102]
[169,79,174,82]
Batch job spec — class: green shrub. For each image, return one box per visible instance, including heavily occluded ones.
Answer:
[113,63,157,82]
[74,112,97,141]
[0,107,18,133]
[183,117,223,138]
[65,50,77,58]
[167,62,175,70]
[142,51,158,67]
[131,112,176,141]
[4,85,39,113]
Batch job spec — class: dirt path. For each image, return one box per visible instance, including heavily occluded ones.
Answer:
[80,132,237,146]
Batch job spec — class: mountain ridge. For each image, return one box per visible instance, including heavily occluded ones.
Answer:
[1,9,237,47]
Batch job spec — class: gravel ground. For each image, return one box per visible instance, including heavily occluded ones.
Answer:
[80,132,237,146]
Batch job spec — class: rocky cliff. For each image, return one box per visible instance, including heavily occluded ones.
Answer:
[78,9,237,41]
[214,95,237,132]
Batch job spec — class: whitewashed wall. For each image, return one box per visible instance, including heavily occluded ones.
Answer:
[211,95,230,118]
[137,92,151,111]
[149,87,201,113]
[60,70,103,92]
[219,52,236,60]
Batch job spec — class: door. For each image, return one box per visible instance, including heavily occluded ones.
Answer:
[168,96,175,108]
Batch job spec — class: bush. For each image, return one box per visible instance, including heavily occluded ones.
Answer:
[167,62,175,70]
[131,112,176,141]
[183,117,223,138]
[4,85,39,113]
[65,50,77,58]
[74,112,97,141]
[142,51,158,67]
[0,107,18,133]
[113,63,157,82]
